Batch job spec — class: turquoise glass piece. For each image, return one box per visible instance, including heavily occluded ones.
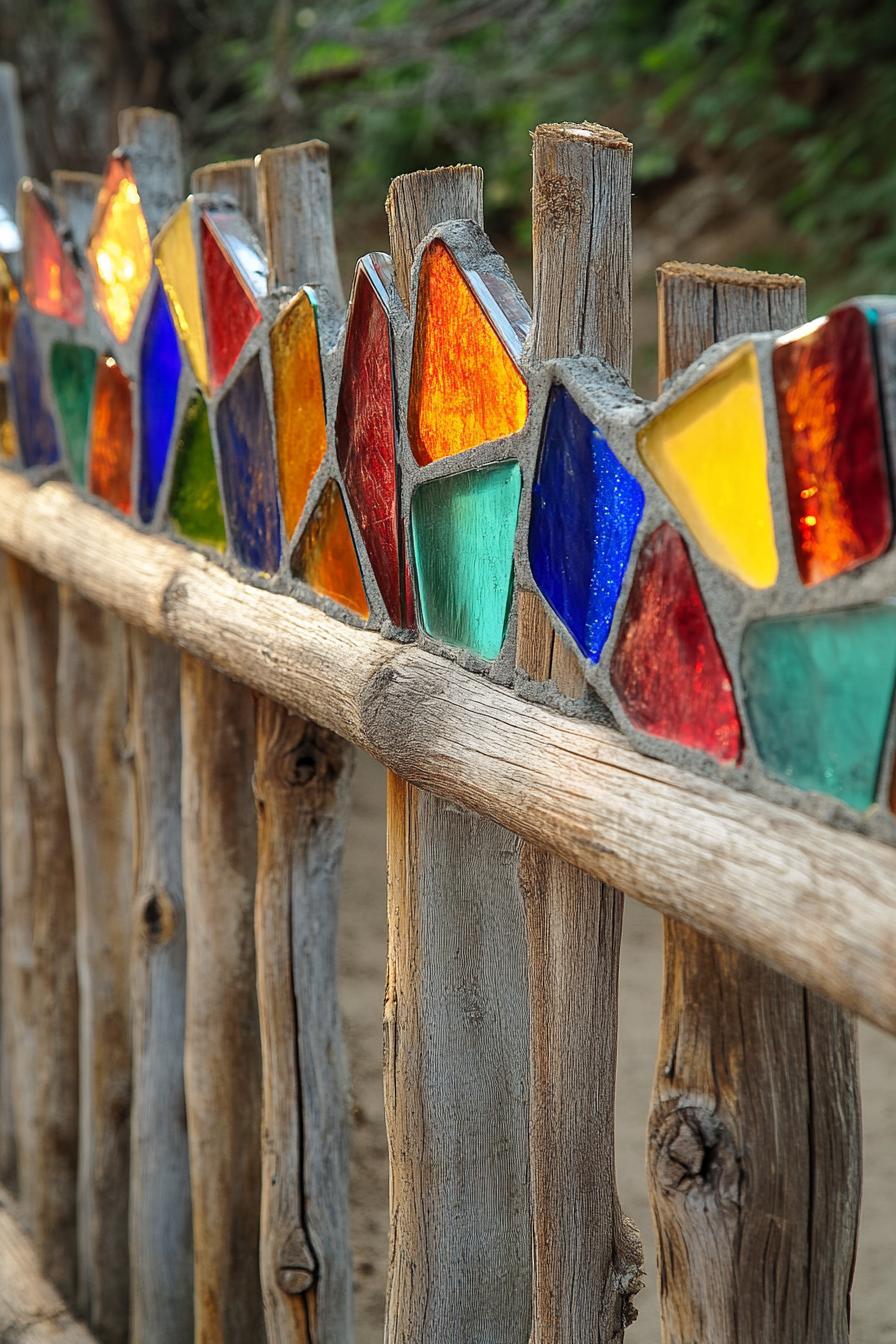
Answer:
[216,355,282,573]
[529,385,644,661]
[411,461,521,660]
[741,606,896,809]
[139,284,182,523]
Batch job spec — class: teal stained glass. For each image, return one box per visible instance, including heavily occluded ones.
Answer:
[411,461,521,660]
[50,343,96,484]
[741,605,896,809]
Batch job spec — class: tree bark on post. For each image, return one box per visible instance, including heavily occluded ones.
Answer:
[383,167,531,1344]
[647,260,861,1344]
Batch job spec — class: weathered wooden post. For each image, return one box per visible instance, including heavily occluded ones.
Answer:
[647,261,861,1343]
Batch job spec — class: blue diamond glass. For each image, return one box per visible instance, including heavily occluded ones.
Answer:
[216,355,282,573]
[139,285,182,523]
[10,312,60,469]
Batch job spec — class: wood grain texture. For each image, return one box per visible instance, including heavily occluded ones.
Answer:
[5,559,79,1301]
[181,654,264,1344]
[0,575,26,1190]
[256,142,344,300]
[384,164,484,314]
[127,628,192,1344]
[648,261,860,1344]
[0,1185,98,1344]
[0,476,894,1032]
[191,160,259,233]
[254,700,354,1343]
[56,588,133,1343]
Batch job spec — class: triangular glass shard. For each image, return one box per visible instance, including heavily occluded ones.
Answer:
[271,286,327,539]
[50,343,96,485]
[168,396,227,551]
[20,182,84,325]
[529,385,644,662]
[155,202,210,391]
[10,312,60,468]
[139,284,182,523]
[202,210,267,296]
[293,479,369,618]
[200,212,263,390]
[216,355,281,573]
[88,357,133,513]
[407,238,528,465]
[0,255,19,364]
[610,524,741,762]
[87,156,153,343]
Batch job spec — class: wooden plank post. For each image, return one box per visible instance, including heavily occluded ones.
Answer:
[0,579,25,1189]
[252,142,353,1344]
[647,261,861,1343]
[383,167,532,1344]
[518,122,642,1342]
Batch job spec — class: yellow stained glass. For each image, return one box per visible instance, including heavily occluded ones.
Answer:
[270,288,327,538]
[154,202,209,392]
[0,256,20,363]
[87,157,152,343]
[638,344,779,589]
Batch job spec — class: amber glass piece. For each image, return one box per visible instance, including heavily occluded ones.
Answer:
[21,184,84,324]
[89,356,133,514]
[773,305,892,585]
[0,384,17,459]
[271,287,327,539]
[407,238,528,465]
[155,202,210,391]
[293,479,369,619]
[87,157,153,343]
[0,256,19,363]
[201,213,262,390]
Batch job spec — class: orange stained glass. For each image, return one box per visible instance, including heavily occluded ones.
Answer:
[0,256,19,362]
[0,384,16,459]
[87,157,153,343]
[407,239,528,464]
[293,479,369,618]
[21,184,84,324]
[89,356,133,514]
[270,287,327,537]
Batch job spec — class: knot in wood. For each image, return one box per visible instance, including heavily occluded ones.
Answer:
[140,887,178,945]
[652,1105,741,1210]
[277,1264,315,1295]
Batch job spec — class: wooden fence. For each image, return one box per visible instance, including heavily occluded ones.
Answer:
[0,61,893,1344]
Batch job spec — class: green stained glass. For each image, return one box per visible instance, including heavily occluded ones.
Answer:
[741,605,896,810]
[50,343,96,484]
[169,396,226,551]
[410,460,521,661]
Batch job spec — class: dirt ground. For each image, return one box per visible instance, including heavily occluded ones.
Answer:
[339,750,896,1343]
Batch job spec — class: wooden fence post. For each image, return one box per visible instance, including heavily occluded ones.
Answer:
[383,167,532,1344]
[518,122,642,1342]
[647,261,861,1343]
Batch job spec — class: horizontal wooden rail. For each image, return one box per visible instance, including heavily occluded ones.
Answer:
[0,1185,98,1343]
[1,469,894,1033]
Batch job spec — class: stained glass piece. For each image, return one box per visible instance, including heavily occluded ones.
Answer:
[139,285,182,524]
[610,524,741,762]
[155,202,210,391]
[87,157,153,344]
[741,606,896,809]
[216,356,281,573]
[407,239,528,465]
[168,396,227,551]
[336,259,407,626]
[21,184,84,325]
[203,210,267,296]
[10,312,60,468]
[0,384,18,460]
[201,214,262,390]
[0,256,19,363]
[638,344,778,588]
[529,385,644,662]
[50,343,96,485]
[293,478,369,618]
[411,461,521,660]
[773,305,892,585]
[88,357,133,513]
[271,287,328,539]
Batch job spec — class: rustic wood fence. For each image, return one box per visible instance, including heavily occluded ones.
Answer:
[0,61,893,1344]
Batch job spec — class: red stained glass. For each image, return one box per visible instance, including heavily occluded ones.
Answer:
[610,524,741,763]
[201,214,262,391]
[335,257,412,627]
[89,357,133,514]
[21,185,84,325]
[773,305,892,585]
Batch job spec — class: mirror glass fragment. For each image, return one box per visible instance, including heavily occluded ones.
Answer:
[0,255,19,362]
[50,343,96,485]
[201,212,262,391]
[407,238,528,465]
[216,355,281,573]
[529,385,644,661]
[773,305,892,585]
[293,478,369,618]
[638,344,778,588]
[610,523,741,762]
[10,312,60,468]
[139,284,182,524]
[741,605,896,809]
[168,395,226,551]
[411,460,521,660]
[88,356,133,513]
[21,185,84,325]
[87,157,153,343]
[271,286,327,539]
[155,202,209,391]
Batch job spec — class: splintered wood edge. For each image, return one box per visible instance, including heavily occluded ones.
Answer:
[533,122,633,152]
[0,471,894,1034]
[659,260,805,289]
[385,163,485,208]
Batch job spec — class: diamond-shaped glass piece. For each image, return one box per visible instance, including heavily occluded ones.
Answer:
[21,182,84,325]
[168,395,226,551]
[87,156,153,344]
[201,211,263,391]
[155,201,210,391]
[293,478,369,618]
[50,342,96,485]
[271,286,327,540]
[139,283,182,524]
[216,355,281,573]
[89,356,133,514]
[10,312,60,468]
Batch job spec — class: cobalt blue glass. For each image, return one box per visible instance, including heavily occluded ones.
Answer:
[529,384,644,661]
[139,284,182,523]
[10,312,60,469]
[216,355,282,573]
